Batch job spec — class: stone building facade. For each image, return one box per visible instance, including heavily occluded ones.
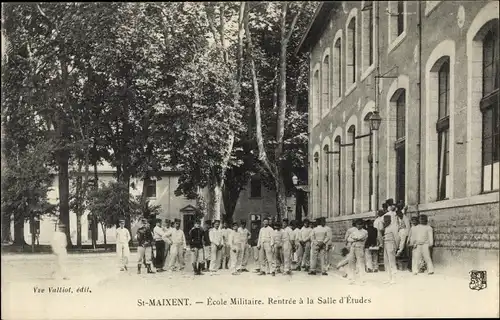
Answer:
[297,0,499,276]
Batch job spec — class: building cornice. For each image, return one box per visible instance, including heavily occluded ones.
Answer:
[295,1,340,56]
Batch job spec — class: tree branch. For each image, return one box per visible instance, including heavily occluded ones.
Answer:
[244,2,277,181]
[284,2,305,44]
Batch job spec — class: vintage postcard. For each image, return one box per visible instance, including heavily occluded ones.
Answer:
[1,1,499,319]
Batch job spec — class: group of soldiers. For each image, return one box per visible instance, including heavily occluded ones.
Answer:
[114,215,338,276]
[113,197,435,283]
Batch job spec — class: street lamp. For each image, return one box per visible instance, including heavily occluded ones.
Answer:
[369,111,382,131]
[368,111,382,215]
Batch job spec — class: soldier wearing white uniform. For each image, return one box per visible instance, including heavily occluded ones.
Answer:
[347,219,368,284]
[257,217,275,276]
[324,223,333,270]
[209,220,224,272]
[221,221,231,270]
[237,220,251,272]
[272,222,284,273]
[167,219,187,272]
[297,219,313,271]
[309,217,330,276]
[153,219,166,272]
[228,222,241,275]
[281,219,295,275]
[116,219,131,271]
[51,224,69,280]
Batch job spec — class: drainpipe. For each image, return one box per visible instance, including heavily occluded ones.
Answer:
[374,0,381,213]
[416,0,423,216]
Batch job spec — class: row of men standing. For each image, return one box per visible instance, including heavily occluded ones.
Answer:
[115,213,343,277]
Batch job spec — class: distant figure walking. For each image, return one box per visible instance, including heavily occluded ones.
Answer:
[51,224,69,280]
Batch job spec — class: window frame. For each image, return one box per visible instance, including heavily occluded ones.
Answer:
[250,176,262,198]
[436,60,450,200]
[145,178,157,198]
[480,27,499,193]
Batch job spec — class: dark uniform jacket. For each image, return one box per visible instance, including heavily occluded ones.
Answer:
[203,229,211,246]
[189,227,206,249]
[137,227,153,247]
[249,228,259,247]
[365,226,378,248]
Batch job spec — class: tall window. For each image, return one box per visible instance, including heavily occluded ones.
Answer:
[348,126,356,214]
[362,1,374,70]
[397,1,404,36]
[394,90,406,203]
[437,59,450,200]
[389,1,406,46]
[333,38,342,98]
[481,28,499,192]
[334,137,342,216]
[250,176,262,198]
[347,18,356,85]
[323,145,330,217]
[313,70,320,125]
[364,113,374,211]
[145,178,157,198]
[322,55,330,115]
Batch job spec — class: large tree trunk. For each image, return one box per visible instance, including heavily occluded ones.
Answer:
[13,218,25,246]
[275,169,288,221]
[2,214,12,243]
[58,148,71,247]
[91,159,98,249]
[100,222,107,246]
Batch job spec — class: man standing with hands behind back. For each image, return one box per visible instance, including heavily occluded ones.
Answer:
[257,217,274,276]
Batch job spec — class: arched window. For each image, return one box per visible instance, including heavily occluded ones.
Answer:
[313,70,320,125]
[363,112,374,211]
[437,59,450,200]
[347,125,356,214]
[322,145,330,217]
[481,27,499,192]
[347,17,356,86]
[362,1,374,71]
[393,89,406,203]
[322,55,330,116]
[333,37,342,99]
[334,136,342,216]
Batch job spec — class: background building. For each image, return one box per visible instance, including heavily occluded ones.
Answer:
[297,0,499,276]
[19,163,297,245]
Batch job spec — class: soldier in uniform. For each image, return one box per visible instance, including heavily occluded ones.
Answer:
[221,221,231,269]
[228,222,241,275]
[249,221,260,272]
[116,219,131,271]
[347,219,368,284]
[153,218,166,272]
[257,217,275,276]
[168,218,187,272]
[161,219,172,269]
[237,220,251,272]
[272,222,283,274]
[136,218,155,274]
[281,219,295,275]
[209,220,224,272]
[297,219,313,271]
[188,219,206,275]
[324,220,333,271]
[202,220,212,271]
[309,217,330,276]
